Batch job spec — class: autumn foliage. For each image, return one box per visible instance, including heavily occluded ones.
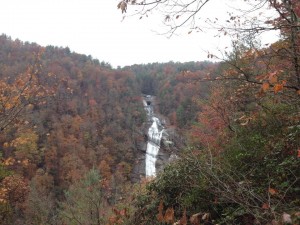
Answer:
[1,0,300,222]
[0,35,143,224]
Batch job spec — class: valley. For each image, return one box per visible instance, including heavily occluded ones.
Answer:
[0,33,299,225]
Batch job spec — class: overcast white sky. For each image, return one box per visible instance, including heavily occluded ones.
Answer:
[0,0,277,68]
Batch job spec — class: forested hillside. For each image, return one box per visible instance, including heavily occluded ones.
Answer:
[0,0,299,224]
[0,31,299,224]
[0,34,146,224]
[127,52,300,224]
[0,34,218,224]
[121,0,300,223]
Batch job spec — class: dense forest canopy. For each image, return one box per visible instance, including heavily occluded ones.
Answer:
[0,34,143,224]
[0,34,218,224]
[0,0,299,224]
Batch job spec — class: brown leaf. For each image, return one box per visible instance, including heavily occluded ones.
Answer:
[179,208,187,225]
[117,1,122,8]
[262,203,270,209]
[157,212,164,222]
[268,188,277,195]
[262,82,270,92]
[158,200,163,213]
[157,200,164,222]
[165,15,171,22]
[274,84,283,94]
[117,1,127,13]
[190,213,201,225]
[164,207,175,224]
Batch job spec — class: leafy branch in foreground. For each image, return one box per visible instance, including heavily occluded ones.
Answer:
[118,1,300,37]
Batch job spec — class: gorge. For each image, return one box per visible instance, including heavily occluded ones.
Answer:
[1,35,298,225]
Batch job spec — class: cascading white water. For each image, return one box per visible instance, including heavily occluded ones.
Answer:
[143,96,164,177]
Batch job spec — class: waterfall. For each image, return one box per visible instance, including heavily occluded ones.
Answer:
[143,96,164,177]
